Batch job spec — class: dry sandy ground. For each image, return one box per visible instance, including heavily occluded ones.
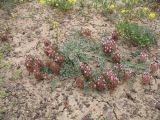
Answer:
[0,1,160,120]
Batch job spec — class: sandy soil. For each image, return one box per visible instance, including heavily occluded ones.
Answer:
[0,1,160,120]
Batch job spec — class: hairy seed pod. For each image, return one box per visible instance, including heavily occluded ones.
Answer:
[55,53,65,66]
[44,40,51,47]
[107,79,118,90]
[33,69,43,81]
[80,28,92,37]
[112,52,121,63]
[139,52,148,63]
[34,57,44,69]
[44,46,57,58]
[111,31,118,41]
[25,55,35,73]
[91,81,97,90]
[141,72,151,85]
[103,70,117,81]
[49,62,60,75]
[25,62,35,73]
[150,62,159,73]
[0,32,11,42]
[95,76,106,91]
[80,64,92,79]
[123,70,132,81]
[25,55,34,62]
[102,39,116,54]
[45,60,52,68]
[75,77,84,89]
[103,70,118,90]
[114,63,122,71]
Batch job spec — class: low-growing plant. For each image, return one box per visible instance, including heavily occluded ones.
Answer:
[0,109,6,120]
[39,0,76,11]
[0,90,9,99]
[23,30,158,92]
[94,0,108,9]
[0,0,25,14]
[0,0,16,14]
[0,43,12,54]
[116,21,156,47]
[141,72,151,85]
[10,69,23,80]
[0,25,12,42]
[59,32,101,79]
[150,61,159,73]
[0,52,3,62]
[79,0,86,8]
[0,43,12,70]
[59,31,120,92]
[121,0,143,8]
[0,79,4,85]
[94,0,118,21]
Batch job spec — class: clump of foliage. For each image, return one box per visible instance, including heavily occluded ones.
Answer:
[0,0,16,13]
[23,30,159,92]
[59,32,101,79]
[59,31,121,91]
[94,0,108,9]
[0,43,12,71]
[10,69,23,80]
[39,0,76,11]
[116,21,156,47]
[98,0,158,22]
[0,0,25,14]
[0,30,12,42]
[0,28,8,63]
[121,0,143,7]
[0,43,12,56]
[0,90,9,99]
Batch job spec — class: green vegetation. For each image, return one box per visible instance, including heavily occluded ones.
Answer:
[0,43,12,54]
[0,0,27,14]
[0,0,17,14]
[0,109,6,120]
[94,0,108,9]
[10,69,23,80]
[0,0,158,93]
[0,43,12,70]
[0,79,4,85]
[0,90,8,99]
[40,0,76,11]
[59,32,102,79]
[116,21,156,47]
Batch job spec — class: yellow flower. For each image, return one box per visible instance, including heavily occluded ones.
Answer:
[134,0,140,4]
[52,21,60,28]
[110,4,115,10]
[148,12,156,19]
[68,0,76,4]
[121,9,126,14]
[39,0,46,5]
[55,3,59,6]
[10,12,17,18]
[143,7,148,12]
[19,0,24,2]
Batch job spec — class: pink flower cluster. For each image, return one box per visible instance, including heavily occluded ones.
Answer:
[102,39,116,54]
[94,76,106,91]
[103,71,118,90]
[80,64,92,79]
